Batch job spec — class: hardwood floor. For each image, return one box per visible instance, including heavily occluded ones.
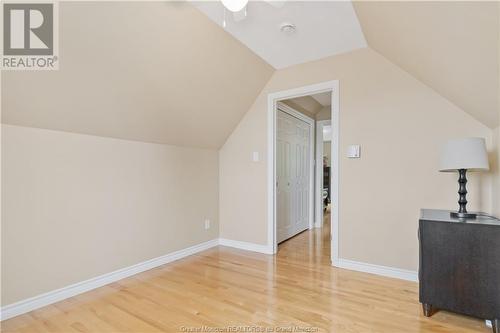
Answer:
[2,212,488,332]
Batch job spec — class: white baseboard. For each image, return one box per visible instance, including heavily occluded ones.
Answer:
[0,239,218,321]
[218,238,273,254]
[336,258,418,282]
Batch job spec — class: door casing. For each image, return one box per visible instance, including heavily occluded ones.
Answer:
[267,80,340,266]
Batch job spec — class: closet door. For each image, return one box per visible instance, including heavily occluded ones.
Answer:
[277,109,311,243]
[293,118,310,237]
[277,110,293,243]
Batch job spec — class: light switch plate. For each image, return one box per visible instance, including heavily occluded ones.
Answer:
[204,219,210,230]
[347,145,361,158]
[252,151,260,162]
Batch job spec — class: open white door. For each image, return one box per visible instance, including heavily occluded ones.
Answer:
[276,107,311,243]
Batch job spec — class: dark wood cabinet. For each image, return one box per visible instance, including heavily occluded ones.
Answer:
[419,209,500,333]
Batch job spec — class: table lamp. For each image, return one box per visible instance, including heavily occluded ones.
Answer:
[439,138,489,219]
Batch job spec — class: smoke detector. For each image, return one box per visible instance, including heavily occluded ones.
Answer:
[280,22,296,34]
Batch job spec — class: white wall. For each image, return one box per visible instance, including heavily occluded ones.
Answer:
[219,48,493,271]
[1,125,219,305]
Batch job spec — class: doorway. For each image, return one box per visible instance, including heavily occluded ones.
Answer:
[267,80,339,265]
[315,120,332,228]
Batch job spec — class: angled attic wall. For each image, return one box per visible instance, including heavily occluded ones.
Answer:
[353,1,499,129]
[1,125,219,306]
[1,2,274,149]
[219,47,493,272]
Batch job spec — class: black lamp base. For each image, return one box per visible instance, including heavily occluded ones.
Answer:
[450,211,477,219]
[451,169,476,220]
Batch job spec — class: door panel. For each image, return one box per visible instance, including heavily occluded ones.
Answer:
[277,109,311,243]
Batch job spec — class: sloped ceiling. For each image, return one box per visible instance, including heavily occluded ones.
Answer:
[1,2,274,149]
[353,1,499,128]
[282,96,322,119]
[311,92,332,107]
[282,91,331,118]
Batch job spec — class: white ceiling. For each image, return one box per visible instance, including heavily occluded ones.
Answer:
[193,1,367,69]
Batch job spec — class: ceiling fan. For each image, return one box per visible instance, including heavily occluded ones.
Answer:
[220,0,286,25]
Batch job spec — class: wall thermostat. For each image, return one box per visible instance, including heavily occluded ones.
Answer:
[347,145,361,158]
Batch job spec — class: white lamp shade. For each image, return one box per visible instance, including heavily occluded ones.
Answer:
[439,137,489,172]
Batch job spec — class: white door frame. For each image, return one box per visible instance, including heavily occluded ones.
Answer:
[315,120,331,228]
[276,102,315,240]
[267,80,340,267]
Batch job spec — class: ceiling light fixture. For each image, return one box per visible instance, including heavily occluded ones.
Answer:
[221,0,249,12]
[280,22,296,34]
